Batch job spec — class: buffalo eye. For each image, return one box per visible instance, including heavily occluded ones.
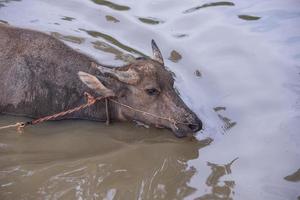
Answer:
[145,88,160,96]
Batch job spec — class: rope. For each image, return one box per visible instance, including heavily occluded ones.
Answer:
[0,122,24,130]
[0,92,197,133]
[0,92,106,132]
[29,92,106,126]
[109,99,193,128]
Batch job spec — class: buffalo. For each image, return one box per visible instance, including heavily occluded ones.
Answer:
[0,24,202,137]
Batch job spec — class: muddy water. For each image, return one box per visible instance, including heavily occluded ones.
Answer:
[0,0,300,199]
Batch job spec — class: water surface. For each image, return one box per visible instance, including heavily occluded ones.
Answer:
[0,0,300,199]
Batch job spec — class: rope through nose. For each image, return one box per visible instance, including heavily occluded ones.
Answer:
[108,99,195,127]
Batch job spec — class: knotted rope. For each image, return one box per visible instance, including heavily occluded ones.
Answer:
[0,122,25,132]
[28,92,105,126]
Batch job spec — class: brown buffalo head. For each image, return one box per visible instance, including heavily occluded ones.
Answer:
[78,40,202,137]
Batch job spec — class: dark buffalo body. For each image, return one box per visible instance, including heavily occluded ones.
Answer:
[0,24,202,137]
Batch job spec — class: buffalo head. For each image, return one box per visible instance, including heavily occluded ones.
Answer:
[78,40,202,137]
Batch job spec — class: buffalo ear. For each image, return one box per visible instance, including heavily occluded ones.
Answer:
[151,39,164,65]
[78,71,115,97]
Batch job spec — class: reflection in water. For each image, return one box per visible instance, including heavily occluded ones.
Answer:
[51,32,84,44]
[168,50,182,63]
[138,17,164,25]
[90,0,130,11]
[238,15,261,21]
[214,107,226,112]
[183,1,235,14]
[173,33,188,38]
[29,19,38,23]
[105,15,120,23]
[79,28,146,57]
[0,0,21,8]
[284,168,300,182]
[195,70,202,77]
[0,118,213,199]
[92,40,135,62]
[0,19,8,24]
[213,107,236,131]
[0,0,299,199]
[218,114,236,131]
[61,16,75,21]
[197,158,238,200]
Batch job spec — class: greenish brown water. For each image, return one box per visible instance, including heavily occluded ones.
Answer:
[0,116,212,199]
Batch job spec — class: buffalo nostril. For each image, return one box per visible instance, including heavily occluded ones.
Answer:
[188,121,202,132]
